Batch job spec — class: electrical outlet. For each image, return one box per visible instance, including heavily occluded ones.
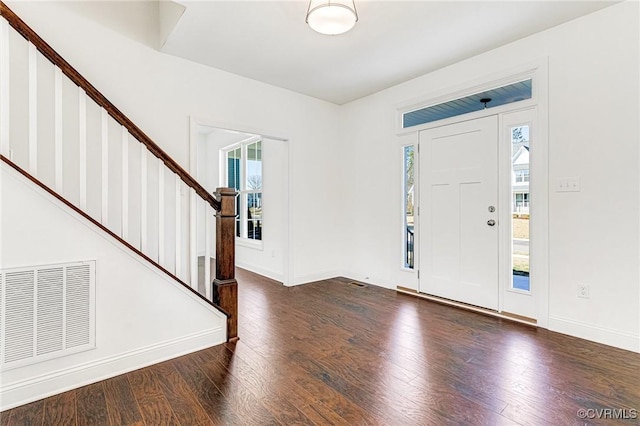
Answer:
[577,284,590,299]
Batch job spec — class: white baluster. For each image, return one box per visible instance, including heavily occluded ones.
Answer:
[54,67,63,192]
[28,43,37,174]
[205,203,212,300]
[140,145,148,252]
[190,188,197,289]
[175,174,181,279]
[158,161,165,265]
[121,126,129,240]
[100,109,108,225]
[78,89,87,210]
[0,18,10,157]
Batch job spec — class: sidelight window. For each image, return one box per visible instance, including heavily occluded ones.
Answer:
[403,145,415,269]
[511,125,530,291]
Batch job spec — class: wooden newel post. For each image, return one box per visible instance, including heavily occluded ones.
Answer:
[213,187,238,341]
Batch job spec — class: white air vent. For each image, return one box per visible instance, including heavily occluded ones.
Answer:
[1,261,95,370]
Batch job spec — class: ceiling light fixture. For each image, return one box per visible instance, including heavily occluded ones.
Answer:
[306,0,358,35]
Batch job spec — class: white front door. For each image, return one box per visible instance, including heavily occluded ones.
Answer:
[419,115,499,310]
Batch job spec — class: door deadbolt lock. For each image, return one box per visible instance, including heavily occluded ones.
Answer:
[488,206,495,213]
[487,219,496,226]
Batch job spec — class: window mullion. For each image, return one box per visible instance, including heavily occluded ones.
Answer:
[240,144,247,239]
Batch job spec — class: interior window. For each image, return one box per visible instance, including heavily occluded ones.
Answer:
[224,139,263,242]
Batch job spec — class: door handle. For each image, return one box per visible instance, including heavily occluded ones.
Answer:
[487,219,496,226]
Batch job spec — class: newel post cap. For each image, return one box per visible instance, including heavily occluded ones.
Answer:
[214,187,238,216]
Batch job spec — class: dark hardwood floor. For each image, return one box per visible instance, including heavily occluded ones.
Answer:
[3,269,639,425]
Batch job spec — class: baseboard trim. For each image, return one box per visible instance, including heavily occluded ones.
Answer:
[0,327,225,411]
[548,315,640,353]
[236,261,284,283]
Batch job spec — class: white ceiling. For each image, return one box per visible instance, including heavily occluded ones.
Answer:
[160,1,618,105]
[47,1,618,105]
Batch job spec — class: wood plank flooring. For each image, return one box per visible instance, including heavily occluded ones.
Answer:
[3,269,639,425]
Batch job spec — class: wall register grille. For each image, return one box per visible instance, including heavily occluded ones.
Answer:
[0,261,95,370]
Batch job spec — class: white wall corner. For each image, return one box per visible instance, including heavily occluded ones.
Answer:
[158,0,186,49]
[291,270,342,287]
[236,260,284,284]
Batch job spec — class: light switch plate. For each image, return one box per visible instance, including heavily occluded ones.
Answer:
[556,177,580,192]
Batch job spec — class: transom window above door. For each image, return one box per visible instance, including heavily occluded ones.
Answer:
[402,79,532,129]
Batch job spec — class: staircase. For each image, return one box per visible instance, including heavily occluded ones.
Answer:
[0,1,238,409]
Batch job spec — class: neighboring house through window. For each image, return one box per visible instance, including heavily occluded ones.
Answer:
[223,138,263,243]
[512,141,530,213]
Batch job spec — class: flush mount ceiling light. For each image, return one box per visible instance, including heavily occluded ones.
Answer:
[306,0,358,35]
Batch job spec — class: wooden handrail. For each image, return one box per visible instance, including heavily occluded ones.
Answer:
[0,1,220,211]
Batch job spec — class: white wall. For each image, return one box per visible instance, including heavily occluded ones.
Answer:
[6,1,345,285]
[0,163,227,410]
[339,2,639,352]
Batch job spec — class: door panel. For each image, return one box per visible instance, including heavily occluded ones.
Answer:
[419,116,498,310]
